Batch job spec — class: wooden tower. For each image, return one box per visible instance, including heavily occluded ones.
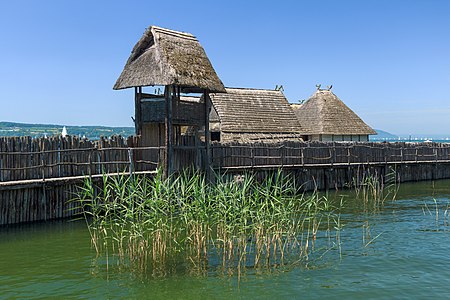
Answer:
[114,26,225,177]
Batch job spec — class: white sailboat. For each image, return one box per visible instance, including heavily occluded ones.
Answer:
[61,126,68,137]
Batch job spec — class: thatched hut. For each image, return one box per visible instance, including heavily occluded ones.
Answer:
[208,88,306,143]
[291,88,376,142]
[113,25,225,175]
[114,26,224,93]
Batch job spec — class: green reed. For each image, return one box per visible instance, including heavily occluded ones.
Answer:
[349,166,399,211]
[74,169,342,277]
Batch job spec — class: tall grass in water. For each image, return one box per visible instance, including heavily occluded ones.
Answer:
[350,167,399,211]
[74,170,341,277]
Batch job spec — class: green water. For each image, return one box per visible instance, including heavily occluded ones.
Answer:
[1,180,450,299]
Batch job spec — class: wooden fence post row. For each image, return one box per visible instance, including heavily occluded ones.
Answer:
[209,141,450,169]
[0,136,163,182]
[1,137,450,183]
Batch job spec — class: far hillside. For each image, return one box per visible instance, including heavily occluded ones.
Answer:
[0,122,135,140]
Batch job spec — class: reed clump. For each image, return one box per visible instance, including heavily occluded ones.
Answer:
[349,167,399,211]
[74,170,341,277]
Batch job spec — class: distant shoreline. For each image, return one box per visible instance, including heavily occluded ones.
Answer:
[0,121,134,140]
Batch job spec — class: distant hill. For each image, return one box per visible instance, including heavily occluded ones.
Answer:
[0,121,135,140]
[370,129,399,140]
[0,122,410,143]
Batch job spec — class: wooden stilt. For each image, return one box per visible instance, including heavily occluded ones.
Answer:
[134,87,142,135]
[204,90,211,180]
[164,85,174,178]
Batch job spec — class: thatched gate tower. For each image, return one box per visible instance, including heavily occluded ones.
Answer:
[114,26,225,176]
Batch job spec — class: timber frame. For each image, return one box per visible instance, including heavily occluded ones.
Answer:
[114,25,225,177]
[134,85,212,178]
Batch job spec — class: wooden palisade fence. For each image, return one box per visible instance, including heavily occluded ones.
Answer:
[211,141,450,169]
[2,136,450,225]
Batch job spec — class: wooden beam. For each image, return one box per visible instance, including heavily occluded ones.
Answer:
[164,85,174,178]
[134,87,143,135]
[204,90,211,179]
[139,93,165,99]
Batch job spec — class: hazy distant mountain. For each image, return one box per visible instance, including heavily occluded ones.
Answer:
[1,122,428,143]
[0,121,134,140]
[370,129,399,140]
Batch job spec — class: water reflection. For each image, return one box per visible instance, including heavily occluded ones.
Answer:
[0,180,449,298]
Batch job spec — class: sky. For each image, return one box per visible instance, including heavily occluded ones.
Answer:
[0,0,449,136]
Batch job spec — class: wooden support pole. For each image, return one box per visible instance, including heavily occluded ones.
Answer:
[301,147,304,167]
[164,85,174,178]
[128,148,134,178]
[204,90,211,179]
[0,155,3,182]
[347,147,351,165]
[134,87,143,136]
[251,145,254,168]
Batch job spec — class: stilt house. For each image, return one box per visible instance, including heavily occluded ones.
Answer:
[208,88,306,142]
[113,26,225,175]
[291,88,376,141]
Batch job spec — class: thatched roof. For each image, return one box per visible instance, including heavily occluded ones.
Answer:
[114,26,225,92]
[209,87,305,134]
[292,90,376,135]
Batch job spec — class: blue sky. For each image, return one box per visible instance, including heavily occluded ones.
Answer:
[0,0,449,136]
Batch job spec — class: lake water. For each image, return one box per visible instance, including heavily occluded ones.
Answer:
[1,180,449,299]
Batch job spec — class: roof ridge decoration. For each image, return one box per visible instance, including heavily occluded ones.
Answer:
[225,87,285,94]
[114,25,225,92]
[151,26,197,40]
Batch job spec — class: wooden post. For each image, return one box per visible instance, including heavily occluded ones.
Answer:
[204,90,211,179]
[57,139,61,177]
[251,145,254,168]
[332,143,336,166]
[128,148,134,178]
[301,147,304,167]
[88,152,92,177]
[41,152,45,180]
[347,146,351,165]
[0,155,3,182]
[97,151,101,175]
[194,127,200,170]
[164,85,174,178]
[329,147,333,167]
[134,87,142,136]
[434,147,438,163]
